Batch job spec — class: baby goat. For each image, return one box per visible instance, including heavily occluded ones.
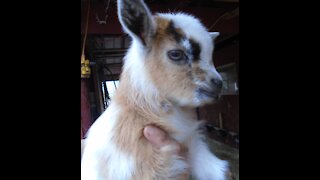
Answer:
[81,0,229,179]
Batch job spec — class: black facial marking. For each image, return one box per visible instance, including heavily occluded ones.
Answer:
[166,21,184,43]
[189,39,201,62]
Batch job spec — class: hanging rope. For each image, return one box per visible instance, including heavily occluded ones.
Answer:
[81,0,91,78]
[82,0,90,57]
[209,7,238,31]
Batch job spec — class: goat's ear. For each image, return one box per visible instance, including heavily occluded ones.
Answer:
[118,0,155,46]
[209,32,220,41]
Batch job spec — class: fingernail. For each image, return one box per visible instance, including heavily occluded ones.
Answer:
[144,126,159,138]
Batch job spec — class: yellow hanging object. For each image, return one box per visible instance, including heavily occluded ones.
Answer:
[81,54,91,78]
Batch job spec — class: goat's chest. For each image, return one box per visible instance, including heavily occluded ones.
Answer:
[165,109,200,144]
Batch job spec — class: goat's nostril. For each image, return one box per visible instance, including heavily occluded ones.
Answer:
[211,78,223,88]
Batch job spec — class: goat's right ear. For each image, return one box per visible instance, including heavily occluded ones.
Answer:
[209,32,220,41]
[118,0,155,46]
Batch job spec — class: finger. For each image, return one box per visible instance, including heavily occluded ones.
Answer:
[143,125,181,153]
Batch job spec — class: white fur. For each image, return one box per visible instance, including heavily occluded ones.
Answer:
[81,104,134,180]
[165,106,228,180]
[169,155,189,178]
[181,39,191,52]
[189,133,229,180]
[123,40,157,96]
[167,106,199,143]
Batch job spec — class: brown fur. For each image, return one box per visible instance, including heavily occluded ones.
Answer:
[193,65,207,81]
[112,71,189,179]
[146,17,197,104]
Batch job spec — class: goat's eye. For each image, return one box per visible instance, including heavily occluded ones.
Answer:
[167,50,186,61]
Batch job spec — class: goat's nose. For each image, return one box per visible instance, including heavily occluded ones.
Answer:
[211,78,223,89]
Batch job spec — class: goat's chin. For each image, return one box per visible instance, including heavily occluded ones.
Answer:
[194,96,220,107]
[173,96,218,108]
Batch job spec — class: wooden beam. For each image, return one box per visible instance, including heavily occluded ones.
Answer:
[81,79,92,138]
[92,65,105,115]
[188,0,239,8]
[215,34,239,51]
[81,1,238,35]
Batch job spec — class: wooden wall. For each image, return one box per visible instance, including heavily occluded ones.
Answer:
[199,41,239,149]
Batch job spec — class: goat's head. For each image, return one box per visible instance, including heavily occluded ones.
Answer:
[118,0,223,107]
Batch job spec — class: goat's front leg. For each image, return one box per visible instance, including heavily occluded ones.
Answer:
[188,133,229,180]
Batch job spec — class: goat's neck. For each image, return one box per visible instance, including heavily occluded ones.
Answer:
[113,67,199,142]
[113,68,166,118]
[115,70,197,118]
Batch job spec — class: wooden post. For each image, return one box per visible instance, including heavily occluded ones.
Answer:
[81,78,92,139]
[92,64,105,114]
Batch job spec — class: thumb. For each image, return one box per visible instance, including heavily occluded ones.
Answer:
[143,125,181,154]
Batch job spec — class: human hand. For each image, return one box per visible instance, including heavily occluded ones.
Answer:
[143,125,182,155]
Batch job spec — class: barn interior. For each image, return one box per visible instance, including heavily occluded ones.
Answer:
[81,0,239,179]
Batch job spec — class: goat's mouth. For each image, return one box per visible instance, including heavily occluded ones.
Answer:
[198,88,220,100]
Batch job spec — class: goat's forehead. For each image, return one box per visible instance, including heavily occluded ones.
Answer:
[155,13,213,58]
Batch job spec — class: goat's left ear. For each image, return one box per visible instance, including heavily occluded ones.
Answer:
[118,0,155,46]
[209,32,220,41]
